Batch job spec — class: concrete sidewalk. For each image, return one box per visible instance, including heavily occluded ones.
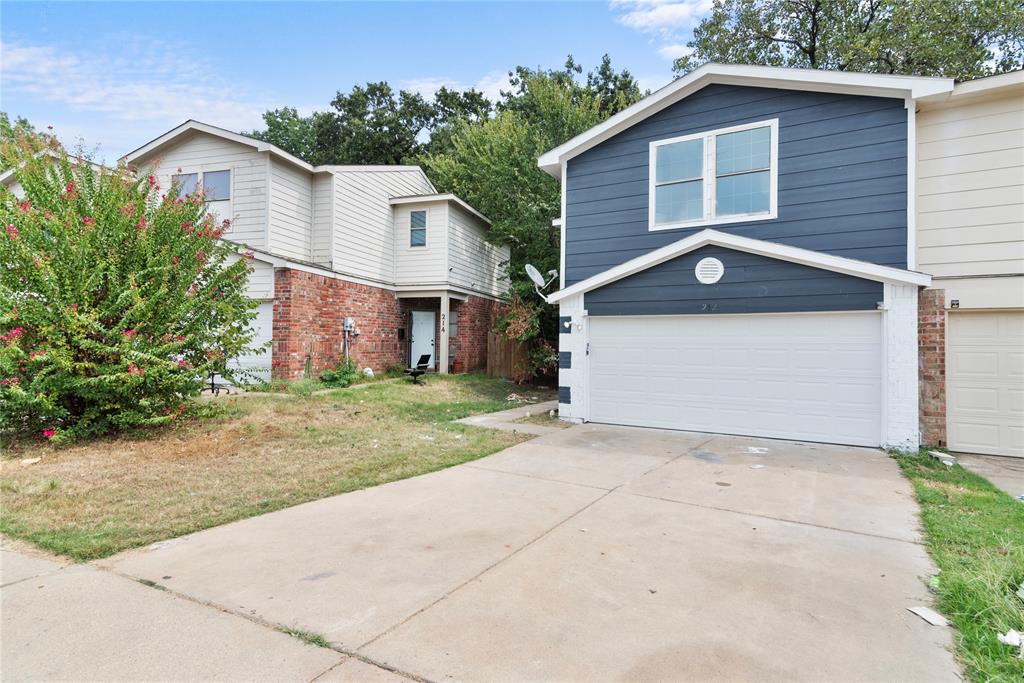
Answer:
[0,539,394,682]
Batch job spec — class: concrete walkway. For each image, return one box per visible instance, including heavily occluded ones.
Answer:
[956,453,1024,500]
[3,419,959,681]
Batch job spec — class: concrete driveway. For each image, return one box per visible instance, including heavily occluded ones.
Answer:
[8,422,959,681]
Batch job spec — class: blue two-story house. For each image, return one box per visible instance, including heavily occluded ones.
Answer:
[540,64,955,450]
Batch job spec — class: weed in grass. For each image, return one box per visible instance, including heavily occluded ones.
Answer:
[278,626,333,649]
[894,450,1024,682]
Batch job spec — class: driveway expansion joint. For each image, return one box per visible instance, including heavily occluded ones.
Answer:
[627,491,925,545]
[462,462,614,491]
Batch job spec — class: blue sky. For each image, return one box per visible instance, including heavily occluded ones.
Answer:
[1,1,712,161]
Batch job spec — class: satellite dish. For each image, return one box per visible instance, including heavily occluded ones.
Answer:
[525,263,546,288]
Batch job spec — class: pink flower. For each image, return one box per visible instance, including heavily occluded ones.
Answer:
[147,175,157,187]
[136,216,147,231]
[128,363,144,376]
[5,224,18,239]
[171,256,180,265]
[123,329,136,338]
[42,427,56,440]
[9,328,24,339]
[181,221,193,233]
[1,377,19,387]
[195,251,206,265]
[69,304,78,311]
[177,359,190,368]
[17,200,30,212]
[176,335,186,342]
[82,216,94,226]
[242,249,255,261]
[62,182,75,199]
[120,205,136,217]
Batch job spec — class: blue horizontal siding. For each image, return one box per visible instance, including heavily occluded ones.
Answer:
[564,84,908,288]
[584,246,883,316]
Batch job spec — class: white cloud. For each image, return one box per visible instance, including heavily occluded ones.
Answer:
[398,70,512,104]
[0,38,278,159]
[612,0,712,35]
[658,43,695,60]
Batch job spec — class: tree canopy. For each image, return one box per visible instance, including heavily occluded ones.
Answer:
[673,0,1024,79]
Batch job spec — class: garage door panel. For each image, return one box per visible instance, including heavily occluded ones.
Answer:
[947,311,1024,457]
[588,313,882,447]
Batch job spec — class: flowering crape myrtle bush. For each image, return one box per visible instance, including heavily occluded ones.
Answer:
[0,136,261,443]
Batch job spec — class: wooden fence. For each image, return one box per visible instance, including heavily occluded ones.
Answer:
[486,331,529,381]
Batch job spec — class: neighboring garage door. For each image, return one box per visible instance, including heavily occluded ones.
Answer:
[226,301,273,384]
[947,311,1024,458]
[588,313,883,447]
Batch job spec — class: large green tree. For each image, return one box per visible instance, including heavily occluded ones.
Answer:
[421,56,643,376]
[673,0,1024,78]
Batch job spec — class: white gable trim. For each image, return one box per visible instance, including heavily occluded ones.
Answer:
[389,193,491,225]
[546,229,930,303]
[538,63,953,178]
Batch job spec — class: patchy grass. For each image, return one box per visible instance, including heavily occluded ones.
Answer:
[894,451,1024,682]
[278,625,333,649]
[1,374,553,562]
[515,409,571,429]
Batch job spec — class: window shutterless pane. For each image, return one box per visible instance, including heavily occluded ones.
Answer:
[716,170,770,216]
[716,126,770,176]
[655,138,703,183]
[655,180,703,224]
[172,173,198,198]
[203,170,230,201]
[410,210,427,246]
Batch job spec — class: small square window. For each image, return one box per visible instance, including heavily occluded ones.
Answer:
[203,170,230,201]
[410,210,427,247]
[172,173,198,199]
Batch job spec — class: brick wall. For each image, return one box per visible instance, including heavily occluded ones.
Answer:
[452,295,502,371]
[918,288,946,447]
[272,268,503,379]
[272,269,406,379]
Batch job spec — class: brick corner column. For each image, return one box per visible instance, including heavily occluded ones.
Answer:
[918,288,947,448]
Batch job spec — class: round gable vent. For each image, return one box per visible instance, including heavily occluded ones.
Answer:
[694,257,725,285]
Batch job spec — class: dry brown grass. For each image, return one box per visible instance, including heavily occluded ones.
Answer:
[1,375,551,560]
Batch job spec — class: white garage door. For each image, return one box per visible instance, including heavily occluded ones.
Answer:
[947,311,1024,458]
[226,301,273,384]
[588,313,883,447]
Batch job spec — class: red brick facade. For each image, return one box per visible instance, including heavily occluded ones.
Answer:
[918,288,946,447]
[272,268,502,379]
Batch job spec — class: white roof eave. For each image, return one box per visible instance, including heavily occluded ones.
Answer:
[546,228,931,303]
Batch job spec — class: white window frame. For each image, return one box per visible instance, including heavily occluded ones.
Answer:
[409,209,428,248]
[648,118,779,232]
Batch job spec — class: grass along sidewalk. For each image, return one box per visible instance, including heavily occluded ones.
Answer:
[894,451,1024,682]
[1,375,554,562]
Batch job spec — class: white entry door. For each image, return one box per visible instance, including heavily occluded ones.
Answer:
[587,312,883,447]
[411,310,436,369]
[947,311,1024,457]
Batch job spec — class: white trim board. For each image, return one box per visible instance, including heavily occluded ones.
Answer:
[545,228,931,303]
[537,63,953,177]
[389,193,491,225]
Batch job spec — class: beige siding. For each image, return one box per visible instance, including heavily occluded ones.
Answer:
[144,131,268,248]
[917,91,1024,279]
[226,253,274,300]
[267,157,313,261]
[394,202,448,287]
[311,173,333,267]
[447,204,509,297]
[331,169,434,283]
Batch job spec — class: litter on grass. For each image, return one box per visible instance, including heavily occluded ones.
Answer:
[907,606,949,626]
[997,630,1023,658]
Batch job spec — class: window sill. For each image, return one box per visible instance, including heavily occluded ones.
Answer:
[649,210,777,233]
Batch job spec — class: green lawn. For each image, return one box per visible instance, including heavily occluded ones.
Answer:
[894,452,1024,682]
[1,374,554,561]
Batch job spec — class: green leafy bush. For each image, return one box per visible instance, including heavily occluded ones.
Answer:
[0,135,261,443]
[319,356,359,388]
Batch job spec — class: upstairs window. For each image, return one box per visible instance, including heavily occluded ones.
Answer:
[410,210,427,247]
[649,118,777,231]
[172,170,230,202]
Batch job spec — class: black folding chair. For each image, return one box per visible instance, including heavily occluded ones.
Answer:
[405,354,432,385]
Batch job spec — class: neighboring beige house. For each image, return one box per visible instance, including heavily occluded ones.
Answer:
[117,120,509,381]
[916,70,1024,457]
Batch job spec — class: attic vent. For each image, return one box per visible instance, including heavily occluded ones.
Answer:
[695,257,725,285]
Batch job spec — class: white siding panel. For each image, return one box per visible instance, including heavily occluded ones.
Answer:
[332,169,434,283]
[268,158,313,261]
[394,202,448,287]
[312,173,333,267]
[447,204,509,298]
[225,253,274,300]
[917,90,1024,279]
[144,131,268,248]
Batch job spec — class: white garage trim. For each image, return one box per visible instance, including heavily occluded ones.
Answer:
[547,229,930,305]
[558,284,921,450]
